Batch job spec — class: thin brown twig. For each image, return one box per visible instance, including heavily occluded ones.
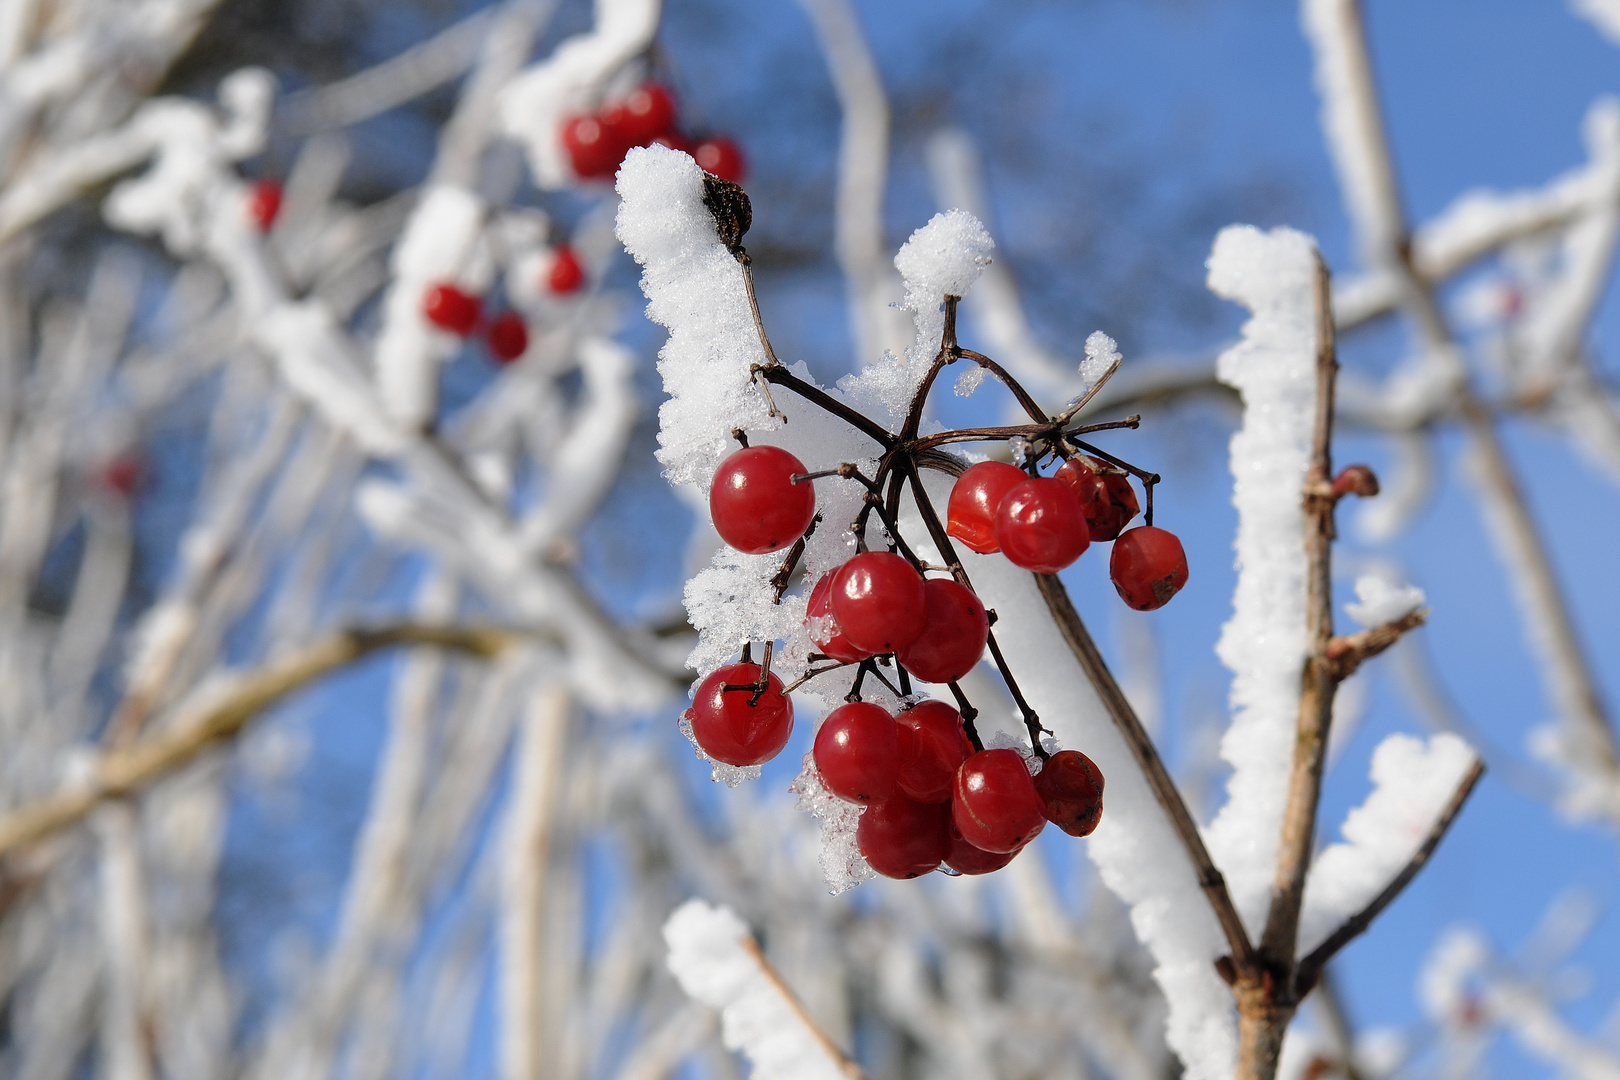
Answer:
[1293,759,1486,996]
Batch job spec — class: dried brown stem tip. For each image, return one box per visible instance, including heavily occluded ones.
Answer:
[1331,464,1379,499]
[702,174,751,252]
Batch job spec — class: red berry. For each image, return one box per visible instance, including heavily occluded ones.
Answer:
[693,137,746,183]
[893,700,972,803]
[95,454,146,497]
[1055,456,1139,542]
[422,283,482,336]
[995,476,1090,574]
[1033,749,1105,837]
[946,461,1028,554]
[806,573,873,664]
[486,312,528,364]
[829,551,927,655]
[602,82,678,147]
[547,245,586,295]
[709,445,816,555]
[688,663,794,767]
[896,579,988,685]
[857,795,950,878]
[654,131,697,155]
[246,179,282,231]
[1109,526,1188,611]
[561,115,630,180]
[944,821,1020,876]
[813,701,899,804]
[952,749,1046,853]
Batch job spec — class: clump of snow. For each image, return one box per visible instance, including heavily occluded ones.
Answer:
[954,363,987,397]
[1080,330,1121,390]
[1343,573,1426,627]
[1297,733,1478,954]
[893,208,993,304]
[1204,224,1321,935]
[789,752,873,893]
[663,899,858,1080]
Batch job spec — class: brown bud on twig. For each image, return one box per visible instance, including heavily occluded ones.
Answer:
[702,174,751,252]
[1331,464,1379,500]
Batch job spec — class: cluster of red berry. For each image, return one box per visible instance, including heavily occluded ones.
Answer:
[562,81,745,184]
[947,457,1188,610]
[416,247,587,365]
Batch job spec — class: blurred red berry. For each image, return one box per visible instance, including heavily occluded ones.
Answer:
[547,245,586,295]
[602,82,678,147]
[857,794,950,879]
[95,453,146,498]
[246,179,282,232]
[1109,526,1188,611]
[486,312,528,364]
[693,137,745,183]
[422,283,482,336]
[814,701,899,804]
[689,662,794,767]
[893,700,972,803]
[947,461,1027,554]
[829,551,927,655]
[896,578,988,685]
[709,445,816,555]
[953,748,1046,853]
[561,115,629,180]
[1033,749,1105,837]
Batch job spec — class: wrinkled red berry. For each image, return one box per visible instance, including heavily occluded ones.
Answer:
[694,137,746,183]
[246,179,282,231]
[946,461,1027,554]
[601,82,678,147]
[1109,526,1188,611]
[893,700,972,803]
[689,663,794,767]
[561,115,630,180]
[944,821,1020,876]
[806,573,873,664]
[547,245,586,295]
[422,284,482,336]
[857,795,950,878]
[896,579,988,685]
[995,476,1090,573]
[829,551,927,655]
[709,445,816,555]
[1033,749,1105,837]
[1055,456,1139,541]
[814,701,899,804]
[953,749,1046,853]
[486,312,528,363]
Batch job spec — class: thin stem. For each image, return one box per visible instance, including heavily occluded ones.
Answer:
[753,363,896,449]
[955,347,1050,424]
[946,681,984,751]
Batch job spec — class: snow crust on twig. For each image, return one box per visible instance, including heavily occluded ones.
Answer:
[663,899,860,1080]
[1204,224,1320,934]
[1297,732,1477,954]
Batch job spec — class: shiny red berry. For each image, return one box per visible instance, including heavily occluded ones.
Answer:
[693,137,746,183]
[1055,456,1139,542]
[896,579,988,685]
[806,573,873,664]
[857,794,950,879]
[547,245,586,295]
[561,115,629,180]
[953,749,1046,853]
[947,461,1027,555]
[602,82,678,147]
[995,476,1090,573]
[893,700,972,803]
[944,821,1020,876]
[246,179,282,231]
[814,702,900,804]
[422,284,482,336]
[688,663,794,767]
[709,445,816,555]
[1033,749,1105,837]
[829,551,927,655]
[1109,526,1188,611]
[486,312,528,363]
